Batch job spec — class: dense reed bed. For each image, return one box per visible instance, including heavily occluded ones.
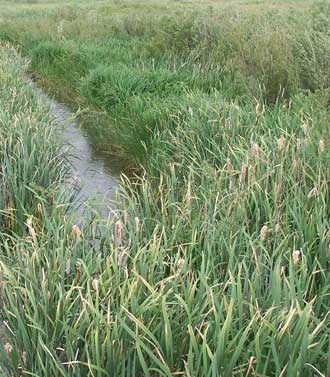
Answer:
[0,1,329,376]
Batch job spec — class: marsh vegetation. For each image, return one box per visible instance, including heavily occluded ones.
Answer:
[0,1,329,376]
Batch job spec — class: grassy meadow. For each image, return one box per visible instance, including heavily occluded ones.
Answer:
[0,0,329,376]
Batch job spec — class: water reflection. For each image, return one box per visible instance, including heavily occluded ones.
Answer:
[48,100,120,218]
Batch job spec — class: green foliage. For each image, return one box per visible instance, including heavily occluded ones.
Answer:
[0,1,329,376]
[30,40,90,83]
[0,46,68,235]
[1,1,330,161]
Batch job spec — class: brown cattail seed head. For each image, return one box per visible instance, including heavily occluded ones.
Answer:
[22,351,27,366]
[5,342,12,354]
[225,158,233,173]
[260,225,269,242]
[277,136,286,151]
[292,250,301,265]
[251,142,260,158]
[114,220,123,247]
[240,164,248,184]
[66,258,71,275]
[26,217,37,244]
[72,224,82,240]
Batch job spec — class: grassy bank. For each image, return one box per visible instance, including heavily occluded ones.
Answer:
[0,1,330,376]
[1,0,330,161]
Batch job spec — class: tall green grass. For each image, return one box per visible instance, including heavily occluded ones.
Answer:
[0,45,69,235]
[0,39,329,376]
[1,1,330,162]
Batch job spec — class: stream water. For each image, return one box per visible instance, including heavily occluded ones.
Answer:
[48,97,120,219]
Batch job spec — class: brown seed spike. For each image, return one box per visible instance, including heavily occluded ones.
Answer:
[240,164,249,184]
[22,351,27,366]
[251,142,260,159]
[225,158,233,173]
[260,225,269,242]
[5,342,12,354]
[72,224,82,240]
[115,220,123,247]
[292,250,301,265]
[277,136,286,151]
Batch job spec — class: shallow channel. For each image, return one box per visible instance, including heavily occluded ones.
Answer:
[47,96,120,219]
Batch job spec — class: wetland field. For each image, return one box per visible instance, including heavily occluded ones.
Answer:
[0,0,329,376]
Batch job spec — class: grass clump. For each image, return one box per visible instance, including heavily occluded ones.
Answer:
[0,45,68,235]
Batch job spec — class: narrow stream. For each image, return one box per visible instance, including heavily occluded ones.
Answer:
[48,98,120,219]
